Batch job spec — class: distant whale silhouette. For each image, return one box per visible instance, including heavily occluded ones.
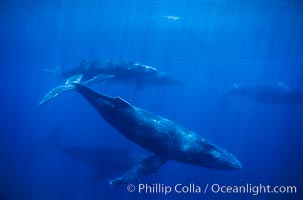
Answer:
[43,60,182,89]
[38,83,241,186]
[227,83,303,106]
[45,126,142,182]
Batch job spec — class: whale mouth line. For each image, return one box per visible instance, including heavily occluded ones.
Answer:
[215,160,242,170]
[211,154,242,170]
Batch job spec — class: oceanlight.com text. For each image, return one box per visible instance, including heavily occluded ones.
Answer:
[210,183,297,196]
[126,183,297,196]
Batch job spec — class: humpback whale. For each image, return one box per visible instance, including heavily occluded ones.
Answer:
[43,60,182,89]
[38,83,241,186]
[45,126,142,182]
[227,83,303,105]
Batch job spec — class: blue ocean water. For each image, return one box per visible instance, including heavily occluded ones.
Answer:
[0,0,302,199]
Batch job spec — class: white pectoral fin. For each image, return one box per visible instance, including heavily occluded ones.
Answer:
[38,84,76,106]
[38,75,84,106]
[109,155,167,186]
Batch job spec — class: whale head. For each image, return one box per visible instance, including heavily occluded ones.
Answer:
[150,72,183,86]
[206,147,242,170]
[189,139,242,170]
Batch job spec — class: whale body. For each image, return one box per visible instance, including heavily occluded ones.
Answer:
[39,83,241,185]
[43,60,182,89]
[227,83,303,105]
[45,126,141,182]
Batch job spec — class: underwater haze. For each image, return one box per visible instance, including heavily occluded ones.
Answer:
[0,0,303,199]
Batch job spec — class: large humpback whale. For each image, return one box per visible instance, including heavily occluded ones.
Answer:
[38,83,241,186]
[44,60,182,89]
[227,83,303,106]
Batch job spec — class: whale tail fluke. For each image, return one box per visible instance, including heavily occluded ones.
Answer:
[38,75,83,106]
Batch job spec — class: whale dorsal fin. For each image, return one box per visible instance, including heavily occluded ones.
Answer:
[114,96,132,108]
